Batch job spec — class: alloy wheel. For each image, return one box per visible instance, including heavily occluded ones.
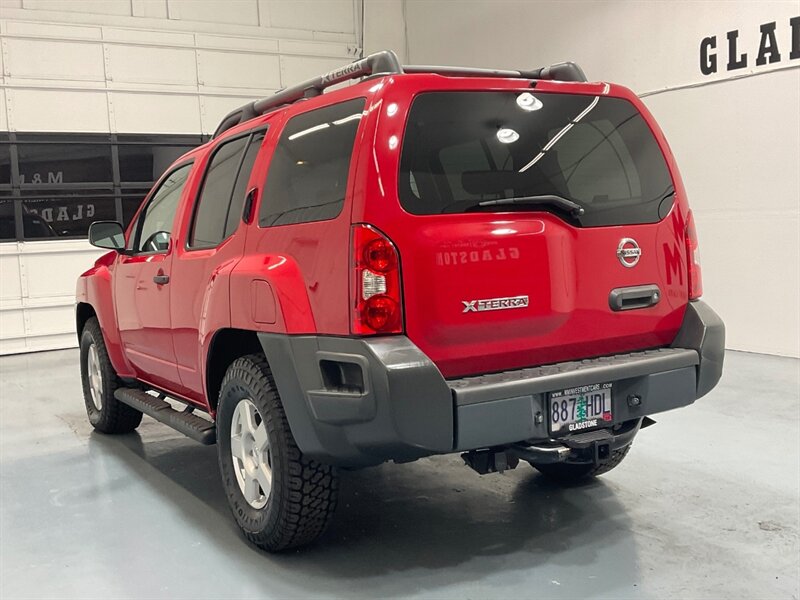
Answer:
[230,398,272,509]
[87,343,104,411]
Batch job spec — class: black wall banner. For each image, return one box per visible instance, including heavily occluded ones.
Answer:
[700,16,800,75]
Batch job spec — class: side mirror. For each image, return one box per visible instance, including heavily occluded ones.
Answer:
[88,221,126,252]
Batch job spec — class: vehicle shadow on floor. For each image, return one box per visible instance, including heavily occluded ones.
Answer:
[89,428,640,597]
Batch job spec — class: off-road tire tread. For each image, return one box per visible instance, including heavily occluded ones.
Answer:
[218,353,338,552]
[80,317,143,433]
[533,443,632,482]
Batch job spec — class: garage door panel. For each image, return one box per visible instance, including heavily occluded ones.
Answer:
[266,0,355,33]
[7,89,110,132]
[22,247,102,299]
[4,38,105,82]
[0,253,22,301]
[168,0,259,25]
[0,309,26,340]
[110,93,201,134]
[25,305,75,336]
[106,45,198,87]
[21,0,132,16]
[198,50,281,90]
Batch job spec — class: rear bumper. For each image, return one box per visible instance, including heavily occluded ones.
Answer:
[258,300,724,467]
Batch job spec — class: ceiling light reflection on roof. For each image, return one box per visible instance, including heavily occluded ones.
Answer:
[516,92,543,111]
[496,128,519,144]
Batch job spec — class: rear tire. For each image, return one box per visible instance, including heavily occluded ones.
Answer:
[216,354,338,552]
[531,443,632,483]
[79,317,143,434]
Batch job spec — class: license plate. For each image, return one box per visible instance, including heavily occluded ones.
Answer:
[549,383,613,435]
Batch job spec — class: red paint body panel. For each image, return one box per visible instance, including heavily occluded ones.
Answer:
[76,251,135,378]
[168,146,246,403]
[77,72,696,405]
[354,75,691,377]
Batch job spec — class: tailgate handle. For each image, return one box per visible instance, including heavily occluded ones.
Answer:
[609,285,661,311]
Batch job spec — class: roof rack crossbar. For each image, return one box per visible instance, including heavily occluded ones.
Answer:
[211,52,587,139]
[402,62,587,83]
[212,50,402,138]
[402,65,533,78]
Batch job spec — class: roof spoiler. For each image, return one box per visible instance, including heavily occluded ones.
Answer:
[212,51,587,138]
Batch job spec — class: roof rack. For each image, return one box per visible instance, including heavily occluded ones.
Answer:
[401,62,586,82]
[212,50,587,138]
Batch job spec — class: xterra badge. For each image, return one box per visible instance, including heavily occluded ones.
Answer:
[462,295,529,313]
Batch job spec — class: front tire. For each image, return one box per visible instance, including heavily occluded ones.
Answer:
[79,317,143,434]
[216,354,338,552]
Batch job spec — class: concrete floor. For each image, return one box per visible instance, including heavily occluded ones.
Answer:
[0,349,798,599]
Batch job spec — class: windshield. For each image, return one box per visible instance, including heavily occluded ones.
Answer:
[398,91,674,226]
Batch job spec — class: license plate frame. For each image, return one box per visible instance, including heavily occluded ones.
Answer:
[548,382,613,436]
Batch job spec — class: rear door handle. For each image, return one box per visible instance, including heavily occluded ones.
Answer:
[153,274,170,285]
[242,188,258,224]
[609,284,660,311]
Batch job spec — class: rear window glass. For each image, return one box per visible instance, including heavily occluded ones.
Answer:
[399,92,674,226]
[259,98,365,227]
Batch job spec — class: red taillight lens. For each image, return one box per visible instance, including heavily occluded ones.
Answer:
[363,295,400,331]
[685,210,703,300]
[363,238,397,273]
[351,225,403,335]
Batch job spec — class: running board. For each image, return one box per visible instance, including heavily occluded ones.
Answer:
[114,388,216,445]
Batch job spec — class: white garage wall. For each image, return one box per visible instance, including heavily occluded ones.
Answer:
[391,0,800,358]
[0,0,363,354]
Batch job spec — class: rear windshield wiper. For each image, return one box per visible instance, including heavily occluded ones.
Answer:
[477,194,586,217]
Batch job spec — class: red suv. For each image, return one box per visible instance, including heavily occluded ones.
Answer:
[76,50,724,551]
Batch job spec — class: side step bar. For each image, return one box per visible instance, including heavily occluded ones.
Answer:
[114,388,216,445]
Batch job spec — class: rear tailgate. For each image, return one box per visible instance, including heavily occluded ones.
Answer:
[365,81,690,378]
[396,210,688,378]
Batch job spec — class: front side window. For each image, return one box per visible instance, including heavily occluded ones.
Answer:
[134,163,192,253]
[259,98,365,227]
[399,92,674,227]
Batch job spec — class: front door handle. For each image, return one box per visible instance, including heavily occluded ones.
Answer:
[153,274,170,285]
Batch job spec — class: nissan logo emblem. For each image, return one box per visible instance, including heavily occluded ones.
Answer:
[616,238,641,267]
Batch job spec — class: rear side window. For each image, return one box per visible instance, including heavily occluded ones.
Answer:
[259,98,365,227]
[398,92,674,227]
[189,130,265,248]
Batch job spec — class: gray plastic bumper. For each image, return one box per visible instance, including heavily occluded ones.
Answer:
[257,300,724,467]
[256,334,454,467]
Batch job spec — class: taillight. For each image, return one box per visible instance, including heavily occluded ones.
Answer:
[351,224,403,335]
[685,210,703,300]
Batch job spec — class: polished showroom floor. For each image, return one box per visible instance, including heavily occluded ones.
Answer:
[1,348,798,599]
